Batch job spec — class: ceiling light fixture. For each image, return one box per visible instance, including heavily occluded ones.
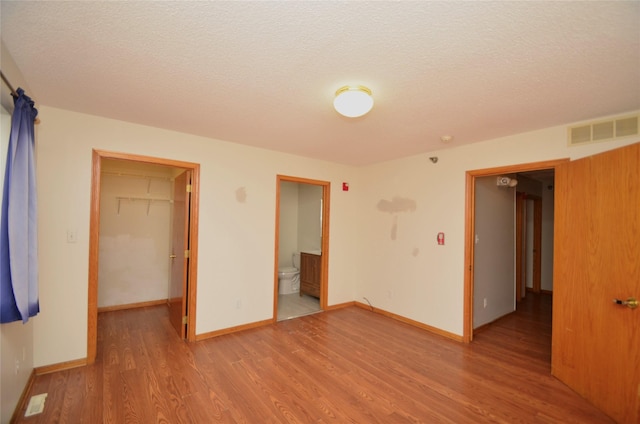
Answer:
[333,85,373,118]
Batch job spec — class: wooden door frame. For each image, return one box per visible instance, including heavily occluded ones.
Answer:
[87,149,200,364]
[529,195,543,294]
[463,159,567,342]
[516,194,543,299]
[273,175,330,319]
[515,192,526,302]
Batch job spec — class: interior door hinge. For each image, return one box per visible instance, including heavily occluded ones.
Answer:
[182,316,188,325]
[184,249,190,259]
[186,184,192,193]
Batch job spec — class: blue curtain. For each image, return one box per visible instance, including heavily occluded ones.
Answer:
[0,88,39,323]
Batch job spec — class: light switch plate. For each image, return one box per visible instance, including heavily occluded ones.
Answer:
[66,230,77,243]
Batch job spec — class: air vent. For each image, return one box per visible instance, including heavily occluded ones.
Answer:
[616,116,639,137]
[25,393,47,417]
[568,114,639,146]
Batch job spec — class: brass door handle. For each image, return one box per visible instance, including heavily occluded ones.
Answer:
[169,254,177,259]
[613,297,638,309]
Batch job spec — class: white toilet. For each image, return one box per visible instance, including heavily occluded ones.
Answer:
[278,253,300,295]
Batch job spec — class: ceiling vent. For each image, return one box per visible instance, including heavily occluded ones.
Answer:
[568,114,639,146]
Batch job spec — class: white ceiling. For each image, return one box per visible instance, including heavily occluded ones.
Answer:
[1,1,639,166]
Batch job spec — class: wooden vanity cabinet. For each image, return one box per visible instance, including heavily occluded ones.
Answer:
[299,252,321,298]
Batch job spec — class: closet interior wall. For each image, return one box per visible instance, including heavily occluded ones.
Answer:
[98,167,174,309]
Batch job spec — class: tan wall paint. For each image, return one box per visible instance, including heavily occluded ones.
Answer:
[33,106,359,367]
[472,176,515,327]
[355,112,639,336]
[0,105,35,424]
[11,101,638,369]
[97,172,172,308]
[297,184,323,253]
[278,182,299,269]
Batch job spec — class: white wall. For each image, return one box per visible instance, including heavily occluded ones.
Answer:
[356,112,639,336]
[0,105,35,424]
[33,106,359,367]
[98,172,172,308]
[278,182,322,270]
[24,102,640,368]
[473,177,516,328]
[297,184,322,253]
[278,182,298,269]
[0,45,37,424]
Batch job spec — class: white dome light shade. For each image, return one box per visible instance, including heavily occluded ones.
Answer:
[333,86,373,118]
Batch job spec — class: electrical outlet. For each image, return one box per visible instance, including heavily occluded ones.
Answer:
[15,359,20,375]
[236,299,242,309]
[66,230,77,243]
[483,298,488,308]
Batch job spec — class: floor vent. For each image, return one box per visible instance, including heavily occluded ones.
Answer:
[24,393,47,417]
[568,114,638,146]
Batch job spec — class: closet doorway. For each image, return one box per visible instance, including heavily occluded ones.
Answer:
[274,175,330,321]
[86,150,200,364]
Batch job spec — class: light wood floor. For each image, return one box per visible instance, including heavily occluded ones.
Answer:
[14,294,613,423]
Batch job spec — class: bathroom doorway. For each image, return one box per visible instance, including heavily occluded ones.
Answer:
[274,175,330,321]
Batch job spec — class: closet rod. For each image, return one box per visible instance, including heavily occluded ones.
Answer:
[102,171,173,181]
[0,69,41,124]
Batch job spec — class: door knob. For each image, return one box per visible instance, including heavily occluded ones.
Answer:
[613,297,638,309]
[169,254,177,259]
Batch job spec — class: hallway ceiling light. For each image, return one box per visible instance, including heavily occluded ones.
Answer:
[333,86,373,118]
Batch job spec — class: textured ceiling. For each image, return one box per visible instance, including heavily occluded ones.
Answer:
[1,1,639,166]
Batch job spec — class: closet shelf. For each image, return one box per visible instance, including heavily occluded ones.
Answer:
[116,196,172,216]
[103,171,173,195]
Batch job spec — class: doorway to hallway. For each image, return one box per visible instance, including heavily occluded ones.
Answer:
[464,159,565,342]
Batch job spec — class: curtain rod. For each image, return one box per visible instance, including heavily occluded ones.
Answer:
[0,69,41,124]
[0,70,18,98]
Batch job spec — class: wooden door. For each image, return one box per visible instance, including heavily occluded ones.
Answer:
[552,142,640,423]
[168,171,191,339]
[530,196,542,293]
[299,253,321,298]
[515,192,525,301]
